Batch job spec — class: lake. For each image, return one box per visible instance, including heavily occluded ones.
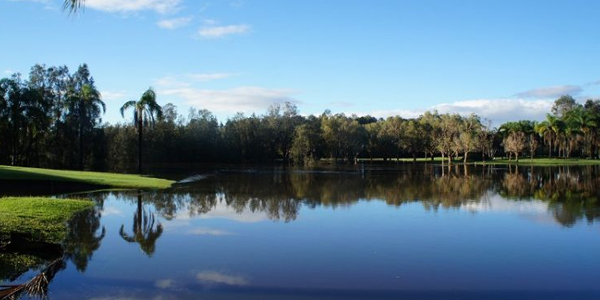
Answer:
[3,164,600,300]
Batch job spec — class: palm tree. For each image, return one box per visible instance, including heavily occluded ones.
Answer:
[565,107,597,158]
[67,84,105,170]
[120,88,162,174]
[534,120,552,158]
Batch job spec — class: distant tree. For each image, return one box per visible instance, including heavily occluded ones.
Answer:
[503,131,526,162]
[552,95,580,118]
[291,123,321,165]
[66,82,105,169]
[120,88,162,174]
[528,134,538,159]
[457,114,482,163]
[265,102,301,162]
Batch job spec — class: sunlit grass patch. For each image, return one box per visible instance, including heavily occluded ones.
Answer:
[0,197,93,244]
[0,165,174,189]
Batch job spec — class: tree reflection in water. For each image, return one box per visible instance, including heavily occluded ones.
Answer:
[136,165,600,228]
[5,165,599,298]
[119,191,163,257]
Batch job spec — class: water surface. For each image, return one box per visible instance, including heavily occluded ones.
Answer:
[3,164,600,300]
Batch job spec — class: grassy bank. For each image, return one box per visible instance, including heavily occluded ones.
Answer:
[0,197,93,244]
[0,165,174,189]
[355,157,600,166]
[485,158,600,166]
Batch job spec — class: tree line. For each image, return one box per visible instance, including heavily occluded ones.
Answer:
[3,64,600,172]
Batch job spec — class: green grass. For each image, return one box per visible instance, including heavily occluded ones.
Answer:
[485,158,600,166]
[0,197,94,244]
[352,157,600,166]
[0,165,174,189]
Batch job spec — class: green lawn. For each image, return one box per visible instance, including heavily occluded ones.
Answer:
[0,197,93,244]
[485,158,600,166]
[0,165,174,189]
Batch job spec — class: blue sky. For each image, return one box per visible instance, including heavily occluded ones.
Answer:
[2,0,600,125]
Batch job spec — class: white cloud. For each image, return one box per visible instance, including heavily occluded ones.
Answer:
[155,76,191,88]
[198,24,251,38]
[515,85,582,99]
[161,86,299,115]
[201,19,218,26]
[155,73,234,88]
[157,16,192,29]
[188,227,233,236]
[369,98,553,126]
[196,271,248,286]
[101,90,127,101]
[85,0,181,14]
[188,73,234,81]
[102,206,124,216]
[170,198,269,223]
[433,98,552,124]
[369,108,423,120]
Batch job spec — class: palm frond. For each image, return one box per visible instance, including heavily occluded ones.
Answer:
[63,0,84,14]
[120,100,137,118]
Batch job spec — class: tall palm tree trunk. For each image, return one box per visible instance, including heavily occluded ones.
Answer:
[79,119,84,170]
[138,117,143,174]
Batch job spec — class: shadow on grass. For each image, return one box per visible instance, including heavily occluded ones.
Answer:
[0,167,109,196]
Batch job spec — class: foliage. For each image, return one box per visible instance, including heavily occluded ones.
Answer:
[4,64,600,169]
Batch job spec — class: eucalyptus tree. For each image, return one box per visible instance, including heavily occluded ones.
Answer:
[503,131,526,162]
[436,114,461,164]
[403,119,425,161]
[456,114,482,163]
[0,75,51,166]
[552,95,580,118]
[419,111,440,160]
[381,116,404,160]
[265,102,301,162]
[477,119,495,162]
[364,121,382,161]
[321,113,365,163]
[120,88,163,174]
[291,123,319,165]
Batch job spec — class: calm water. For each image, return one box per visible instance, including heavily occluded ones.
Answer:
[3,164,600,300]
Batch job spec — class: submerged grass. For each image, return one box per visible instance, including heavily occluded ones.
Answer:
[0,165,174,189]
[0,197,93,244]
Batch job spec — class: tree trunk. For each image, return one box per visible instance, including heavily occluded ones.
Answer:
[79,120,84,170]
[464,151,469,164]
[138,117,143,174]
